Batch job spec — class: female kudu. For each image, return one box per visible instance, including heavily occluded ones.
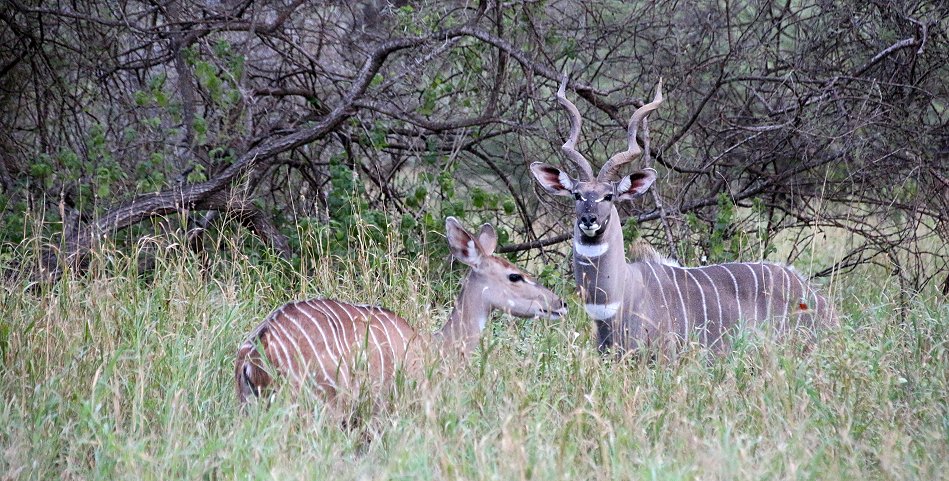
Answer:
[235,217,566,406]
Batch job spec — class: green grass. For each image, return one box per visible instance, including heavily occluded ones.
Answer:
[1,228,946,480]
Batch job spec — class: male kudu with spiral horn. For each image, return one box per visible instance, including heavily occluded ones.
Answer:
[531,77,836,354]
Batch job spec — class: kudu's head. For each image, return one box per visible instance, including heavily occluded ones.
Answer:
[530,77,663,240]
[445,217,567,320]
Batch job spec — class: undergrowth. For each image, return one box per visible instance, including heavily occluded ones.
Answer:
[0,223,946,480]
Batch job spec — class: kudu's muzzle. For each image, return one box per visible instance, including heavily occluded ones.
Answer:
[577,204,605,237]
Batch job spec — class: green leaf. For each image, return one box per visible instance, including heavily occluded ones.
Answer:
[503,199,516,215]
[370,73,384,88]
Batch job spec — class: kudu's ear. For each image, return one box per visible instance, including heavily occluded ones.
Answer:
[530,162,575,196]
[445,216,485,267]
[477,223,498,256]
[616,168,657,201]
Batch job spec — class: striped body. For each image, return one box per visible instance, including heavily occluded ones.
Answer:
[531,77,835,354]
[235,299,423,404]
[622,260,835,350]
[575,209,836,353]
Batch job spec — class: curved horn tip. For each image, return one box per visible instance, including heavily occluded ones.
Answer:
[558,75,569,96]
[654,78,664,103]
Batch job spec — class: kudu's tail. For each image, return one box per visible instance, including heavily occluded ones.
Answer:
[789,267,840,332]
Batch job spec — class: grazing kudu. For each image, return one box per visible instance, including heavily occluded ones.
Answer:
[235,217,566,407]
[530,77,836,354]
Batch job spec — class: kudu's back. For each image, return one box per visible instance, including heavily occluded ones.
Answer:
[235,299,422,405]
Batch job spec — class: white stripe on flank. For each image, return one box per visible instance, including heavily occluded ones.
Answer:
[696,268,723,328]
[584,302,621,320]
[761,264,773,320]
[318,301,349,376]
[281,308,318,357]
[382,309,410,346]
[295,304,341,382]
[338,302,358,363]
[328,304,358,381]
[720,265,742,322]
[306,301,345,357]
[266,309,294,375]
[320,309,344,358]
[354,307,385,375]
[270,320,312,382]
[373,311,399,367]
[780,267,791,322]
[325,301,357,357]
[267,318,300,383]
[667,265,690,338]
[684,269,708,343]
[574,241,609,258]
[643,262,671,323]
[310,305,345,369]
[282,307,325,380]
[744,264,760,321]
[367,324,387,377]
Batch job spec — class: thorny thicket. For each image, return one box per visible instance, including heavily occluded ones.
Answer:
[1,0,947,292]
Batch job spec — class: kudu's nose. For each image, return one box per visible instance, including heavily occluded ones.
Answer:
[579,213,597,227]
[547,299,569,319]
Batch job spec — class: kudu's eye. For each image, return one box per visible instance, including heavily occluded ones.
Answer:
[508,273,524,283]
[602,194,613,202]
[573,192,582,201]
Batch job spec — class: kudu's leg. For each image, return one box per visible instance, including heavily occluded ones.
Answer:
[595,318,615,353]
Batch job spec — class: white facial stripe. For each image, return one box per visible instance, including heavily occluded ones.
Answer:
[575,241,608,257]
[584,302,621,320]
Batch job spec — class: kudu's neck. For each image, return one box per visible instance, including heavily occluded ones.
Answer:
[574,207,629,303]
[432,272,491,358]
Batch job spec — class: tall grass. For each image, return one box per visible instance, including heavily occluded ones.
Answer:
[1,222,946,480]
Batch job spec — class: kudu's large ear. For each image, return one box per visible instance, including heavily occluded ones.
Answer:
[477,223,498,256]
[445,216,485,268]
[530,162,575,197]
[616,168,657,201]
